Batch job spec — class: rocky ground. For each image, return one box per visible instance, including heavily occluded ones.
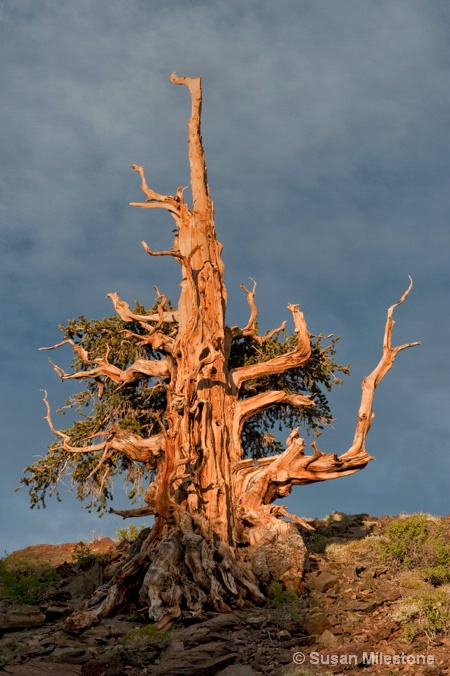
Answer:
[1,514,449,676]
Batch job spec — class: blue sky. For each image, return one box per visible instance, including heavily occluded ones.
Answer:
[0,0,449,552]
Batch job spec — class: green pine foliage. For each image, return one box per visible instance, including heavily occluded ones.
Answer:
[20,299,349,514]
[231,330,349,459]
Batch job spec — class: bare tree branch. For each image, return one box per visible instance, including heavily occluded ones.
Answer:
[42,391,165,467]
[109,505,156,518]
[231,279,287,344]
[42,339,171,391]
[232,303,311,388]
[170,72,209,213]
[235,427,372,514]
[129,164,181,217]
[341,276,420,460]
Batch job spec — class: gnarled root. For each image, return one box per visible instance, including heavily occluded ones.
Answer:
[63,519,270,633]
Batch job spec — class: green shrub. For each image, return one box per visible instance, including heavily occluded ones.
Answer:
[268,580,302,607]
[120,624,171,647]
[421,564,450,586]
[402,624,417,642]
[267,581,304,623]
[72,541,105,569]
[417,591,450,641]
[391,588,450,643]
[0,555,56,603]
[380,514,429,567]
[380,514,450,583]
[115,523,145,542]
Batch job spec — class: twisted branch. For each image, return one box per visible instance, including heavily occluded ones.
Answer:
[232,279,287,344]
[232,303,311,388]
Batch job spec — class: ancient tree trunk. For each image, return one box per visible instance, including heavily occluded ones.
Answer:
[43,74,419,631]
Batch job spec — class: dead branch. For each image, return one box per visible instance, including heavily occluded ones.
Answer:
[107,291,176,326]
[235,427,373,513]
[233,391,314,450]
[39,339,89,362]
[232,303,311,388]
[42,391,165,467]
[129,164,181,218]
[341,276,420,460]
[47,350,170,388]
[109,505,155,518]
[232,279,287,344]
[170,72,209,214]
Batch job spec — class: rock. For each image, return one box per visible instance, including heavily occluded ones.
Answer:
[174,624,211,645]
[346,599,379,613]
[302,612,332,636]
[1,662,82,675]
[306,571,339,593]
[0,604,46,629]
[217,666,260,676]
[101,617,139,637]
[372,620,397,640]
[68,560,103,598]
[317,629,339,648]
[276,629,291,640]
[45,604,69,621]
[150,641,238,675]
[202,612,241,629]
[46,647,91,663]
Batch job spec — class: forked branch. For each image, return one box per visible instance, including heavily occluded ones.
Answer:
[107,291,177,326]
[232,279,287,344]
[42,391,165,468]
[232,303,311,388]
[41,339,171,395]
[341,276,420,459]
[236,279,419,517]
[236,427,372,515]
[129,164,181,218]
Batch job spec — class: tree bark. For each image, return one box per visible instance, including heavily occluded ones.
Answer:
[43,73,419,631]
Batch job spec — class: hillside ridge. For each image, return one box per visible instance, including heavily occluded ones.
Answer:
[1,513,449,675]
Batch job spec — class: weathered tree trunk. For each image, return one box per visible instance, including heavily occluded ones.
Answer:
[44,74,418,631]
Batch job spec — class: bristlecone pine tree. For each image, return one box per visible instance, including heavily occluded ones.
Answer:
[22,74,419,630]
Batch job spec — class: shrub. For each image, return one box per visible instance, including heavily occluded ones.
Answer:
[380,514,450,582]
[417,591,450,641]
[120,624,171,647]
[72,541,105,569]
[115,524,145,542]
[267,580,304,624]
[380,514,429,567]
[391,588,450,643]
[0,554,56,603]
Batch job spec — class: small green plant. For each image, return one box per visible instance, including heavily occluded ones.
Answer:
[268,580,301,607]
[391,588,450,643]
[267,580,304,624]
[402,624,417,642]
[307,532,332,553]
[115,523,145,542]
[120,624,171,647]
[72,541,105,569]
[390,598,421,624]
[417,591,450,641]
[0,554,56,603]
[380,514,429,567]
[0,640,19,668]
